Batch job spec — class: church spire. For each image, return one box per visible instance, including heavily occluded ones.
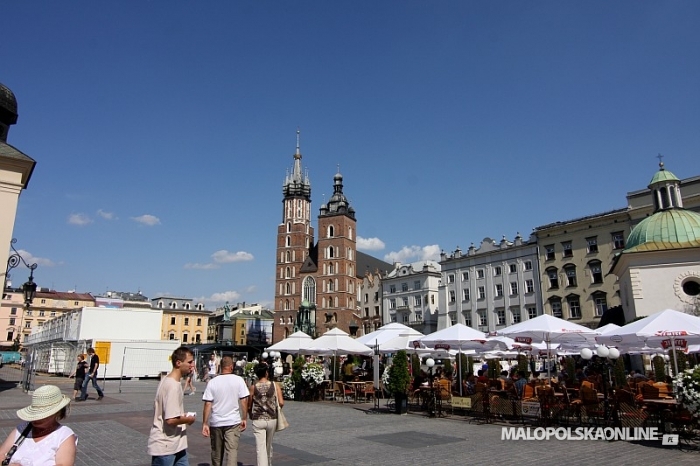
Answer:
[282,129,311,201]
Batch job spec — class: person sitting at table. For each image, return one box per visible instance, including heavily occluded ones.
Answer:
[629,370,648,382]
[513,371,528,399]
[464,375,476,395]
[499,370,511,385]
[476,370,489,384]
[342,359,354,382]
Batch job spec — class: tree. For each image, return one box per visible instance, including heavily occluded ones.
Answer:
[387,350,411,396]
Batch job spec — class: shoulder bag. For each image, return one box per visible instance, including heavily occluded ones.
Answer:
[2,423,32,466]
[274,382,289,431]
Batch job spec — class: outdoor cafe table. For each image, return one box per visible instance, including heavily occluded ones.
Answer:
[346,381,366,403]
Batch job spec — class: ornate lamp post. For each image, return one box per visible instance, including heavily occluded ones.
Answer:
[580,345,620,422]
[348,321,359,337]
[4,239,38,348]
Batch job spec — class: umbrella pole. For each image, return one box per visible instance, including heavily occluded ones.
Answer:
[671,336,679,376]
[458,348,463,396]
[546,337,551,381]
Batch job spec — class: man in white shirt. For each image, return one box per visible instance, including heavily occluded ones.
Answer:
[201,356,250,466]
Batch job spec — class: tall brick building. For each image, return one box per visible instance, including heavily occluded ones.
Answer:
[272,132,389,343]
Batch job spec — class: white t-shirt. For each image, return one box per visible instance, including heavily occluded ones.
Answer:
[208,360,217,375]
[10,423,77,466]
[202,373,250,427]
[147,377,187,456]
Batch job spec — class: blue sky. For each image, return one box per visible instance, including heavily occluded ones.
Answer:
[4,1,700,309]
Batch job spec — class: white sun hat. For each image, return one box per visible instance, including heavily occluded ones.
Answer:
[17,385,71,422]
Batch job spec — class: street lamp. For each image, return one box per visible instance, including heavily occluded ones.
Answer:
[426,358,436,417]
[4,239,38,347]
[580,345,620,422]
[349,321,359,337]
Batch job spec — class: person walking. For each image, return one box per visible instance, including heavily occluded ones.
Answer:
[201,356,249,466]
[184,370,196,396]
[68,354,88,400]
[0,384,77,466]
[205,354,219,382]
[249,363,284,466]
[78,347,104,401]
[147,346,196,466]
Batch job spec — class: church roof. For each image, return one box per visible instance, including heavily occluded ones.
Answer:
[625,208,700,252]
[649,164,680,187]
[356,251,392,277]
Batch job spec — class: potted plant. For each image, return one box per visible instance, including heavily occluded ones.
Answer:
[387,350,411,414]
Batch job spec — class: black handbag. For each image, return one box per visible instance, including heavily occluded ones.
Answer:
[2,424,32,466]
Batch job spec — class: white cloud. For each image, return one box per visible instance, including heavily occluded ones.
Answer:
[356,236,385,251]
[383,244,441,264]
[97,209,116,220]
[131,214,161,226]
[196,290,242,307]
[68,213,92,226]
[244,285,257,293]
[212,250,254,263]
[183,263,220,270]
[15,249,56,267]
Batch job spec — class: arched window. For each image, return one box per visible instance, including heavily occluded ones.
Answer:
[287,222,291,233]
[348,226,353,240]
[328,263,334,275]
[328,247,334,258]
[158,301,164,309]
[286,267,291,278]
[588,260,603,284]
[592,291,608,316]
[563,264,577,287]
[171,301,178,309]
[279,317,284,324]
[549,296,563,318]
[286,251,291,262]
[546,267,559,289]
[286,283,291,294]
[303,276,316,304]
[328,225,334,238]
[184,303,191,310]
[286,236,291,247]
[284,299,290,310]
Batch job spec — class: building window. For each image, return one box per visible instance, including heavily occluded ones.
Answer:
[10,307,17,315]
[586,236,598,253]
[462,272,469,281]
[51,312,56,316]
[170,317,176,325]
[564,265,577,287]
[496,309,506,326]
[197,318,202,326]
[195,334,201,343]
[463,289,470,302]
[390,285,396,293]
[415,296,422,306]
[494,266,502,277]
[431,295,435,304]
[449,291,456,303]
[545,245,555,261]
[9,318,15,325]
[6,331,13,341]
[402,283,408,292]
[612,231,625,250]
[495,284,503,297]
[594,292,608,316]
[169,333,175,340]
[547,267,559,289]
[414,280,421,290]
[447,275,455,284]
[416,312,423,321]
[303,276,316,304]
[464,312,472,327]
[478,286,486,300]
[402,314,409,323]
[550,298,563,318]
[389,299,396,309]
[25,321,31,328]
[39,311,45,317]
[183,334,188,343]
[183,317,189,326]
[510,282,518,296]
[525,279,535,294]
[391,314,397,322]
[567,296,581,319]
[402,297,409,307]
[511,308,521,324]
[477,269,485,279]
[524,261,533,271]
[589,261,603,284]
[478,311,487,327]
[527,306,538,320]
[509,264,517,274]
[562,241,573,258]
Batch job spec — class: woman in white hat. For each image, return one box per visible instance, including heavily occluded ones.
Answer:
[0,385,77,466]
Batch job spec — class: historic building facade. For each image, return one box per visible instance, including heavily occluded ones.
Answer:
[382,261,441,334]
[272,133,390,342]
[438,235,542,332]
[152,295,209,344]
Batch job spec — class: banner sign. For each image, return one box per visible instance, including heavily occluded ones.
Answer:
[515,337,532,344]
[434,343,451,350]
[661,339,687,349]
[521,401,541,418]
[452,396,472,409]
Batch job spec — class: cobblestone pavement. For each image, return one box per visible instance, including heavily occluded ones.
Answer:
[0,374,697,466]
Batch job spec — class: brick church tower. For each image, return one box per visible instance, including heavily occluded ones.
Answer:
[272,132,358,343]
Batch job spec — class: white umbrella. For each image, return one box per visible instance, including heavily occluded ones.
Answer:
[356,323,423,347]
[597,323,621,335]
[266,330,313,354]
[595,309,700,374]
[421,324,505,395]
[302,327,373,356]
[498,314,599,379]
[377,334,425,354]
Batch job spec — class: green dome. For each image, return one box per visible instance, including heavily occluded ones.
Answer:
[625,209,700,252]
[649,165,679,187]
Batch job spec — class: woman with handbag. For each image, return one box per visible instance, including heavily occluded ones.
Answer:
[248,363,285,466]
[0,385,77,466]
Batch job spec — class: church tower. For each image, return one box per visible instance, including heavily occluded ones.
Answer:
[274,131,314,341]
[316,170,357,334]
